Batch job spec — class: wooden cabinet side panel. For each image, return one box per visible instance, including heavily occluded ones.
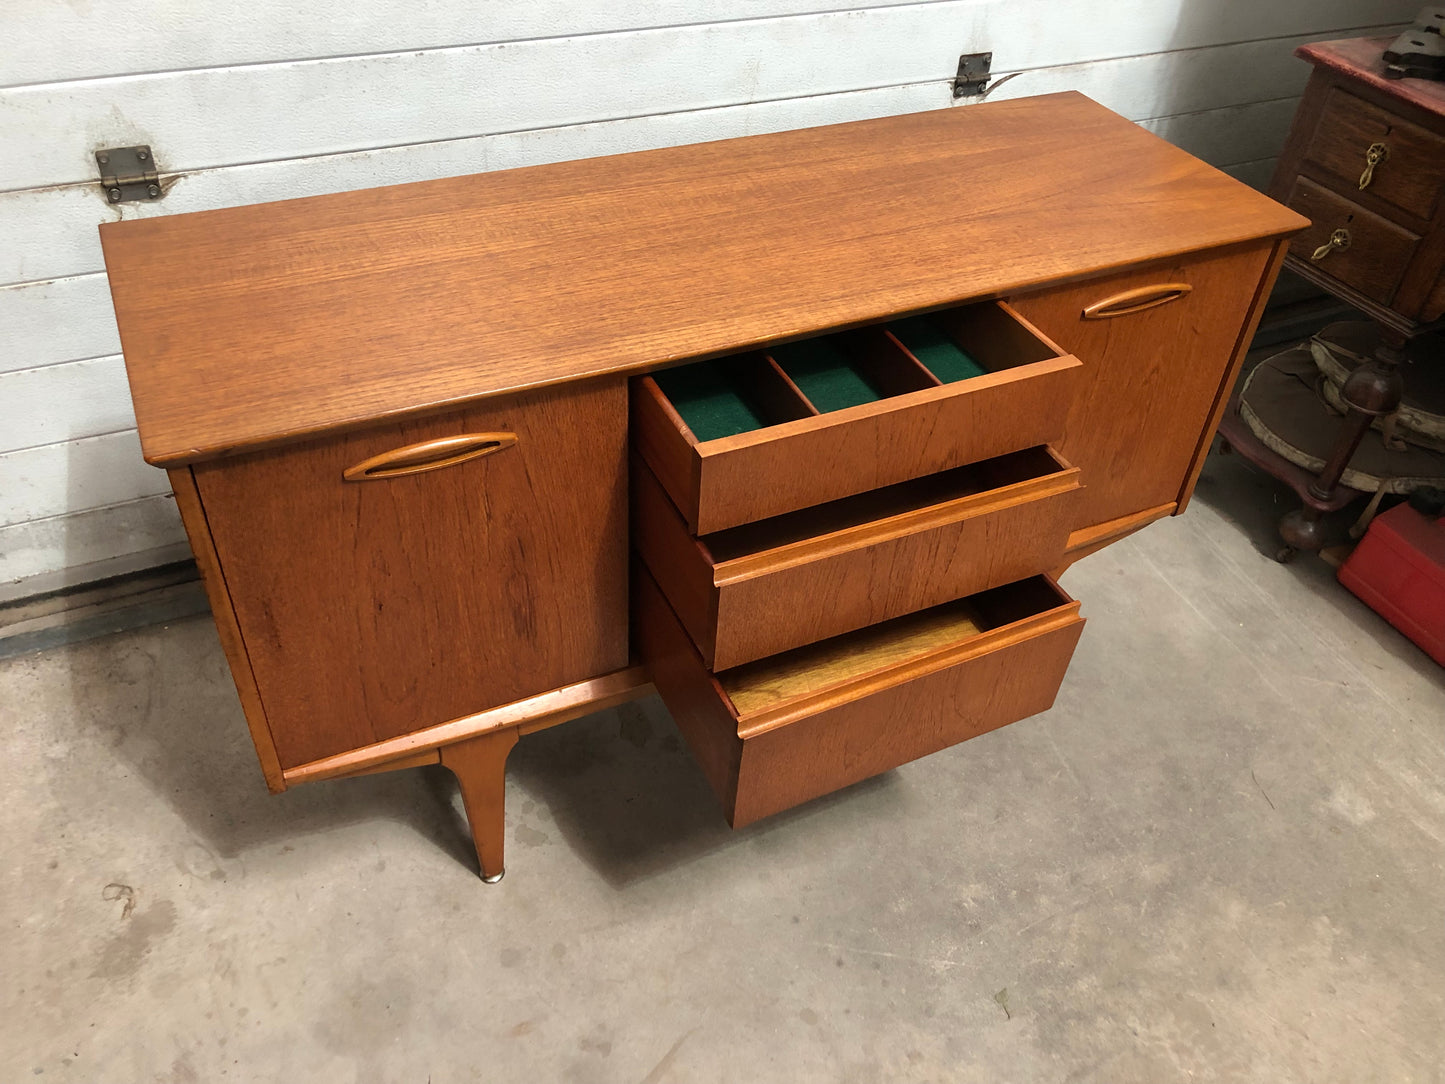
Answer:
[167,466,286,792]
[1176,240,1289,513]
[633,566,742,821]
[194,380,629,768]
[630,456,720,663]
[630,376,702,529]
[1009,244,1274,531]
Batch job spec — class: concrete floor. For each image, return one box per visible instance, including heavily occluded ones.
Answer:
[3,451,1444,1083]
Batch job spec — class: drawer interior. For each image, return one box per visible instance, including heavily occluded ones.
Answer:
[887,314,987,382]
[650,300,1061,437]
[652,354,814,442]
[899,302,1065,382]
[701,445,1070,562]
[718,575,1069,717]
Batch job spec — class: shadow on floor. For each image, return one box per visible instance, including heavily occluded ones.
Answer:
[1190,444,1445,692]
[505,695,901,888]
[80,623,899,885]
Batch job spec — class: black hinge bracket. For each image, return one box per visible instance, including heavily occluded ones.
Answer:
[953,52,992,98]
[96,145,162,203]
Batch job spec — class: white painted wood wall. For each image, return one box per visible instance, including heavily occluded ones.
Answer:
[0,0,1414,597]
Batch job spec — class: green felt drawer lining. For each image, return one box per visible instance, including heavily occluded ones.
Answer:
[770,339,884,413]
[653,360,770,441]
[887,316,987,383]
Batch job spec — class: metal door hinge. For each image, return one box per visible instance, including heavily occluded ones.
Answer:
[96,145,162,203]
[953,52,992,98]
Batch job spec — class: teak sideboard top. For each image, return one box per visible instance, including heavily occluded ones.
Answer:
[101,91,1306,466]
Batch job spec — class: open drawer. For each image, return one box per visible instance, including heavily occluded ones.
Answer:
[633,445,1081,669]
[636,565,1084,827]
[631,301,1083,534]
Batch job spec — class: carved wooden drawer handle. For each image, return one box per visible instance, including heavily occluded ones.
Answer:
[1310,228,1351,262]
[1359,142,1388,190]
[1081,282,1192,319]
[343,432,518,481]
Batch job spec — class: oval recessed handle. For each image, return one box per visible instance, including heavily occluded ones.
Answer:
[1081,282,1192,320]
[343,432,518,481]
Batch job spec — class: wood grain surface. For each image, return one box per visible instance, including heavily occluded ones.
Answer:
[1271,55,1445,331]
[101,91,1306,466]
[721,603,985,716]
[1055,503,1177,575]
[281,664,651,785]
[729,607,1082,826]
[1282,177,1420,305]
[1307,86,1445,224]
[194,380,629,768]
[1297,37,1445,119]
[1010,244,1276,529]
[634,565,1083,827]
[167,466,286,793]
[632,566,743,819]
[633,300,1083,534]
[439,728,519,880]
[633,447,1080,669]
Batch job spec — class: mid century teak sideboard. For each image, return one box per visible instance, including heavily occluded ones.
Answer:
[100,92,1307,881]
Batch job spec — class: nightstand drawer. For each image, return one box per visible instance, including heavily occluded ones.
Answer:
[632,301,1082,534]
[1307,88,1445,222]
[636,566,1084,827]
[1285,177,1419,305]
[633,446,1081,669]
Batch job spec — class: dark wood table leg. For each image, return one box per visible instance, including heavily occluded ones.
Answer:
[1277,332,1405,561]
[439,728,520,882]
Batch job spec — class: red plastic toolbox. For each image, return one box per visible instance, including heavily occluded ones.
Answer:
[1338,502,1445,666]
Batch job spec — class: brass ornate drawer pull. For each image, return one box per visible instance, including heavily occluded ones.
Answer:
[1081,282,1192,319]
[343,432,518,481]
[1359,142,1388,190]
[1310,228,1352,261]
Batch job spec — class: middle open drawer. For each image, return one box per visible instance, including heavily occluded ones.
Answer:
[633,443,1081,669]
[631,300,1082,534]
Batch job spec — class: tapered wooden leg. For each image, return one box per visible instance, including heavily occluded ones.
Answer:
[439,728,519,882]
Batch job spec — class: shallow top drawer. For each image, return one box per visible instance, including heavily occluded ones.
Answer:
[631,300,1082,534]
[1306,88,1445,222]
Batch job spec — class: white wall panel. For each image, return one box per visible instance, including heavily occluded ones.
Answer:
[0,274,120,374]
[3,0,1417,87]
[2,0,932,86]
[1140,98,1302,173]
[0,494,185,592]
[0,430,169,529]
[0,5,1413,191]
[1223,159,1280,191]
[0,355,135,454]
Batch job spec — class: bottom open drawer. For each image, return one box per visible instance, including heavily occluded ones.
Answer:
[636,565,1084,827]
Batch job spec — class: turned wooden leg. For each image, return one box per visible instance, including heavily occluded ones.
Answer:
[1275,333,1406,562]
[1307,337,1405,501]
[1277,506,1326,562]
[439,728,520,883]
